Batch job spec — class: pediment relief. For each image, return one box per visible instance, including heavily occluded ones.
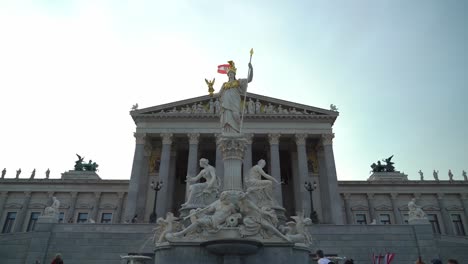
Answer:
[5,203,22,209]
[351,205,368,211]
[29,203,47,209]
[76,203,93,209]
[445,205,464,211]
[422,205,440,211]
[100,203,117,209]
[374,204,393,211]
[131,93,337,122]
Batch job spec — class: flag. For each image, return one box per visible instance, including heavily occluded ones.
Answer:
[217,64,230,74]
[384,253,395,264]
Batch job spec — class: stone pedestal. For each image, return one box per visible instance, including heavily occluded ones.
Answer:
[61,170,101,180]
[367,172,408,181]
[409,218,430,225]
[217,134,247,191]
[37,215,59,224]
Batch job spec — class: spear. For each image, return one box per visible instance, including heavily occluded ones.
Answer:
[239,48,253,133]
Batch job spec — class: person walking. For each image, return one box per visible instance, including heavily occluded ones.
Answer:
[50,253,63,264]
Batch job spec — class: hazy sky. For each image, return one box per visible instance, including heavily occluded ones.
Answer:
[0,0,467,181]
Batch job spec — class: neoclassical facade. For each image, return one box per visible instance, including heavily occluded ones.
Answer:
[0,93,467,238]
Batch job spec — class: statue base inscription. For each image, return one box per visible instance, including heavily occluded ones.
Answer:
[61,170,101,180]
[367,172,408,181]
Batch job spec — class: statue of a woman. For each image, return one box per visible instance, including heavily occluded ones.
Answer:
[218,61,253,133]
[182,158,220,207]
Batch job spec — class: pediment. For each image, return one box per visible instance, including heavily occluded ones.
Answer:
[5,203,22,209]
[422,205,440,211]
[100,203,117,209]
[375,204,393,211]
[29,203,47,209]
[76,203,93,209]
[445,205,464,211]
[131,92,338,123]
[351,205,368,211]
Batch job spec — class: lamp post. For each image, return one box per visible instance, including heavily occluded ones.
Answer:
[149,180,163,223]
[304,181,319,224]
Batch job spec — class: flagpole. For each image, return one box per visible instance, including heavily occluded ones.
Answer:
[239,48,253,134]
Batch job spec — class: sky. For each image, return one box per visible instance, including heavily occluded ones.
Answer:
[0,0,467,181]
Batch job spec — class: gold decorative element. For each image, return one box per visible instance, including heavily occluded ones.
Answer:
[222,80,240,90]
[205,78,215,97]
[227,60,237,74]
[149,148,161,174]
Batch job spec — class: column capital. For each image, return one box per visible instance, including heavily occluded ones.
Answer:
[134,132,147,144]
[188,133,200,145]
[437,193,444,200]
[24,191,32,198]
[413,193,422,199]
[0,191,8,198]
[117,192,126,199]
[321,133,335,146]
[70,192,78,198]
[94,192,102,198]
[390,193,399,200]
[47,191,55,198]
[366,193,374,200]
[295,134,308,145]
[244,133,254,144]
[160,133,173,145]
[343,193,352,200]
[268,133,281,145]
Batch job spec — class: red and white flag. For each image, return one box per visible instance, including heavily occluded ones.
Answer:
[217,64,230,74]
[384,253,395,264]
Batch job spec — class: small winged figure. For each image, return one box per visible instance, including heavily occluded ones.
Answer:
[131,103,139,111]
[330,104,338,111]
[205,78,215,97]
[152,212,182,243]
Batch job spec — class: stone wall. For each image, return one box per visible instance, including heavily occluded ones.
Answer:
[1,223,467,264]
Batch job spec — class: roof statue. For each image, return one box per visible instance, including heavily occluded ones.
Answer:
[330,104,338,111]
[131,103,139,111]
[74,154,99,172]
[370,155,396,173]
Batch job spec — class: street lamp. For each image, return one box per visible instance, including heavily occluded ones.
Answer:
[304,181,319,224]
[149,180,163,223]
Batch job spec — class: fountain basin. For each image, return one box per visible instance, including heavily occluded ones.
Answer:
[201,239,262,255]
[120,255,152,264]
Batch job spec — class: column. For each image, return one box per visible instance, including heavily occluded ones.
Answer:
[215,134,224,187]
[316,146,330,223]
[243,134,253,182]
[186,133,200,197]
[114,192,125,224]
[295,134,309,214]
[367,193,375,222]
[460,193,468,228]
[156,133,173,218]
[268,133,283,205]
[125,132,147,221]
[67,192,78,222]
[321,133,344,224]
[90,192,102,222]
[437,193,454,235]
[390,193,402,224]
[343,193,353,224]
[0,192,8,221]
[14,192,32,232]
[136,141,152,219]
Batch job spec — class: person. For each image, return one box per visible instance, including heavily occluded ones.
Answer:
[431,259,442,264]
[316,249,331,264]
[50,253,63,264]
[415,256,425,264]
[218,60,253,133]
[344,259,354,264]
[182,158,220,207]
[447,259,458,264]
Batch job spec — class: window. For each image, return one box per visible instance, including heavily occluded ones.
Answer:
[101,213,113,224]
[26,212,41,231]
[428,214,441,234]
[77,213,88,223]
[355,214,367,225]
[380,214,391,225]
[2,212,17,233]
[58,212,65,223]
[451,214,466,236]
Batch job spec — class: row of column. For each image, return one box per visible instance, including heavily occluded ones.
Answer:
[342,193,468,234]
[126,132,343,224]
